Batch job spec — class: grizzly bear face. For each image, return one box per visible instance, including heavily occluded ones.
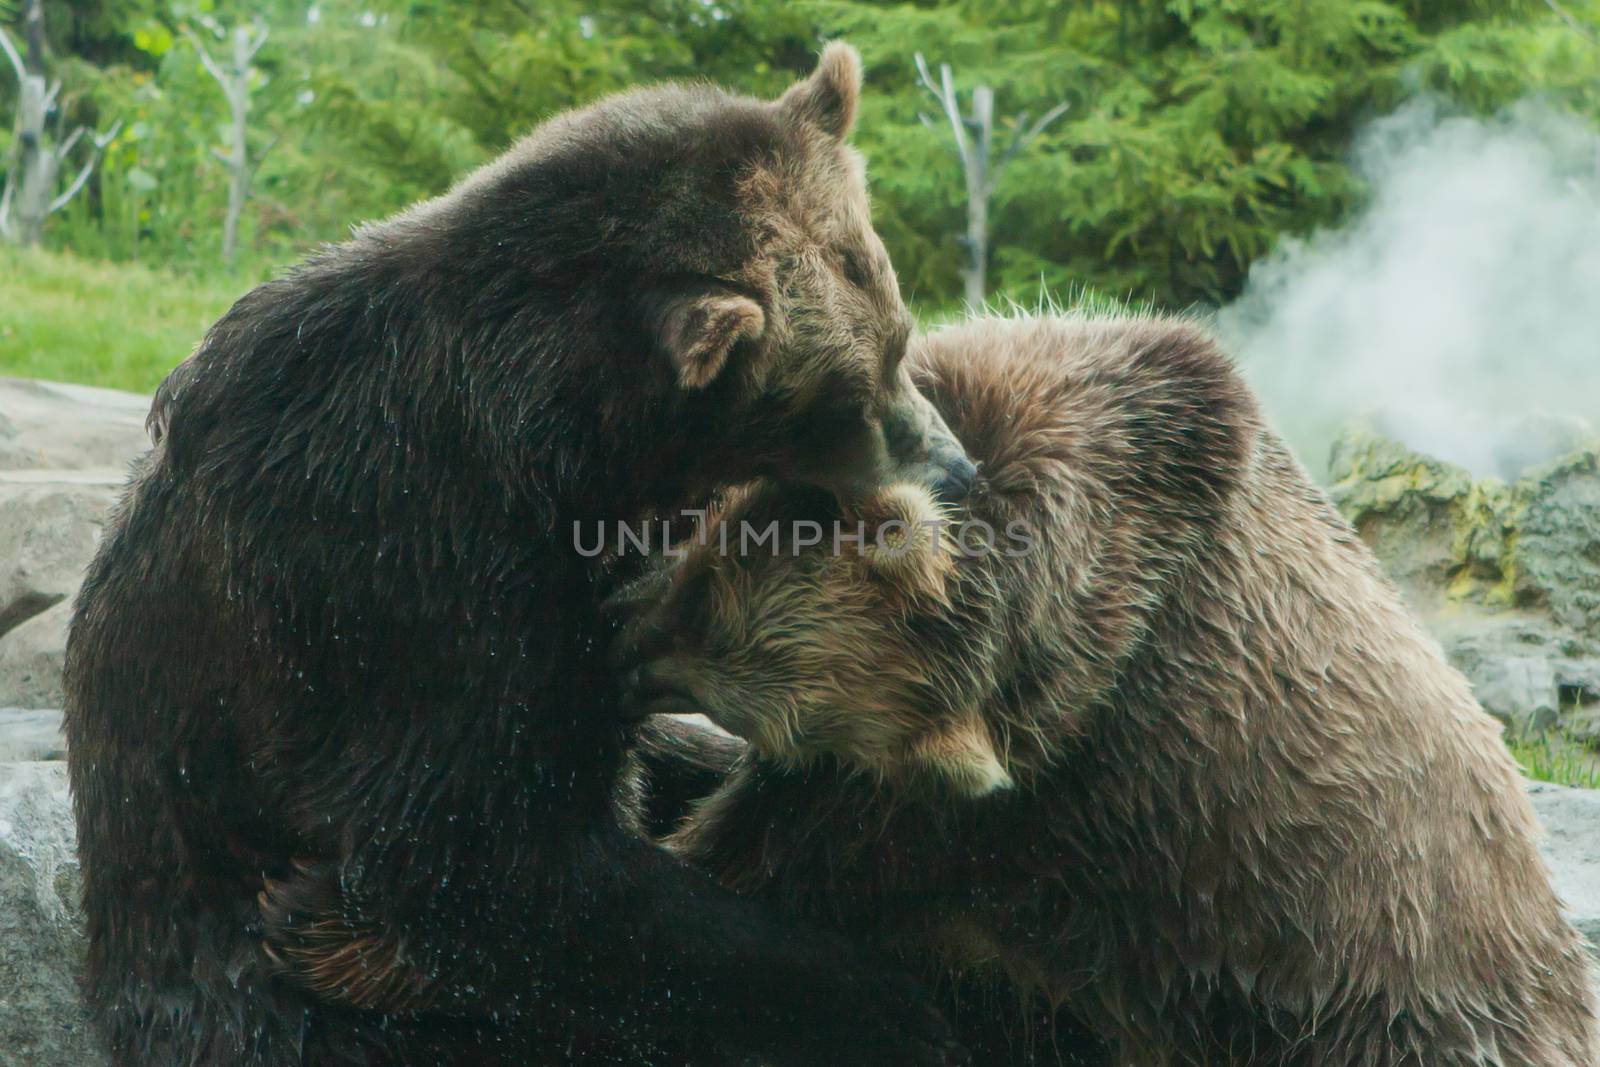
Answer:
[416,43,975,511]
[614,478,1014,798]
[650,46,975,507]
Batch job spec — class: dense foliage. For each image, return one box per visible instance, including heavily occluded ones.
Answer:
[5,0,1599,310]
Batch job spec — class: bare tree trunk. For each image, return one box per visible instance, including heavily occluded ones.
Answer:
[186,21,268,265]
[964,191,988,308]
[1,19,117,246]
[21,0,45,74]
[10,72,56,245]
[221,27,253,264]
[916,56,1069,309]
[962,86,993,308]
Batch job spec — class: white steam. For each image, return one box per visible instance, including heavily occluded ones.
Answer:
[1217,98,1600,481]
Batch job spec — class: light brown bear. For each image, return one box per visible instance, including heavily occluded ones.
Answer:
[618,313,1600,1066]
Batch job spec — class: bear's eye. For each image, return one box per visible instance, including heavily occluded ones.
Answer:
[840,247,873,291]
[790,399,868,456]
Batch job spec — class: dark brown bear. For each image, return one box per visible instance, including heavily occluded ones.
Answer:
[623,313,1600,1065]
[63,45,975,1067]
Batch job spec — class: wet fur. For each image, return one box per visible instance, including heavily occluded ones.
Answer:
[662,314,1600,1065]
[64,47,964,1067]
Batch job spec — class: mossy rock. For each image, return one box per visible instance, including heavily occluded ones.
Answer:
[1328,421,1600,639]
[1510,451,1600,639]
[1328,422,1480,605]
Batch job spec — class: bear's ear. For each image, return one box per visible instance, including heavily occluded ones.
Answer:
[856,483,953,603]
[652,290,766,391]
[909,715,1013,798]
[778,42,862,140]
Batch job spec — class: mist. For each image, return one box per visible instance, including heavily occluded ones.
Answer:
[1216,97,1600,482]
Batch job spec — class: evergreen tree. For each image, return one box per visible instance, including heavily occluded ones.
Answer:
[9,0,1598,308]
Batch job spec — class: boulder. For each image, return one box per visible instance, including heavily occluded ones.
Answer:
[1515,451,1600,639]
[0,378,150,472]
[0,709,65,762]
[1529,781,1600,956]
[1327,419,1600,631]
[1434,614,1600,735]
[1329,422,1600,740]
[0,474,122,626]
[0,602,74,710]
[0,473,125,709]
[0,761,104,1067]
[1327,423,1479,603]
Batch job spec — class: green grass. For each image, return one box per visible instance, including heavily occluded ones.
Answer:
[3,251,1142,394]
[1508,730,1600,790]
[0,246,260,393]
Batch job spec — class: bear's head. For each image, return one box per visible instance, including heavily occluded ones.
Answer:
[447,44,975,510]
[613,478,1015,799]
[678,46,978,508]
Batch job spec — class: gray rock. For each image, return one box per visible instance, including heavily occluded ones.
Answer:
[0,600,73,710]
[1514,452,1600,640]
[0,381,147,715]
[1327,422,1476,605]
[0,709,65,762]
[1528,781,1600,959]
[0,474,122,615]
[0,378,150,473]
[1567,706,1600,746]
[1475,656,1561,732]
[0,472,127,710]
[1332,419,1600,740]
[0,761,103,1066]
[1433,613,1600,734]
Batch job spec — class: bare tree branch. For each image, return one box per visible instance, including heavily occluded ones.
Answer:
[48,120,120,213]
[191,11,225,39]
[49,161,94,216]
[53,124,83,161]
[0,26,28,244]
[1543,0,1600,48]
[244,23,270,64]
[182,25,231,89]
[915,53,974,170]
[0,1,120,242]
[996,100,1070,173]
[913,53,947,106]
[0,26,25,85]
